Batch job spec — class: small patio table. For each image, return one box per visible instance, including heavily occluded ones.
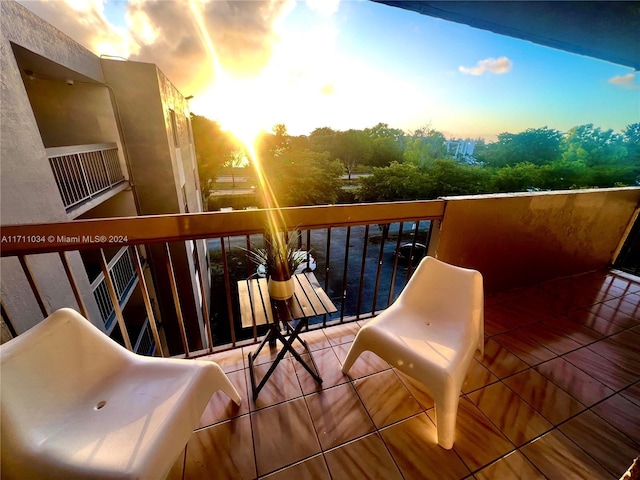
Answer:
[237,272,337,400]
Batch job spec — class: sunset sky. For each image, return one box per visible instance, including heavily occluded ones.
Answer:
[21,0,639,142]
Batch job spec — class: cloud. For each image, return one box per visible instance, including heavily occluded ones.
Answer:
[20,0,296,98]
[124,0,295,95]
[608,72,640,89]
[459,56,512,76]
[18,0,135,58]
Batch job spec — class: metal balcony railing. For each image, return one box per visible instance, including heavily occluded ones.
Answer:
[133,317,156,356]
[1,201,444,358]
[90,246,137,331]
[47,143,125,210]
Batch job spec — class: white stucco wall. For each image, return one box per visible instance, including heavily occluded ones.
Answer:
[0,2,109,332]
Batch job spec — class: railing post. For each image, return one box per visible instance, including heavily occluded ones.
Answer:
[388,222,404,307]
[220,238,236,346]
[323,227,332,328]
[165,243,190,357]
[340,226,351,322]
[58,251,90,320]
[132,245,164,357]
[193,241,214,353]
[371,223,389,315]
[355,225,369,319]
[18,256,49,318]
[99,248,132,350]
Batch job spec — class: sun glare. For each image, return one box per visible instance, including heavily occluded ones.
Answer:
[188,0,286,214]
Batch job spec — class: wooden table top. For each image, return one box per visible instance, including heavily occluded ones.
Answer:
[237,273,337,329]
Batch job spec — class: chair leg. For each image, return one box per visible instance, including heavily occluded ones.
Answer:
[340,335,367,375]
[434,386,461,450]
[211,363,242,405]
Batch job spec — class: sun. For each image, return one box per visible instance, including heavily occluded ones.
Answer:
[187,0,293,215]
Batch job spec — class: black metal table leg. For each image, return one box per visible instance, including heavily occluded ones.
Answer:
[248,317,323,400]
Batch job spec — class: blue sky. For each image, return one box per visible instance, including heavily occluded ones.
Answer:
[24,0,639,141]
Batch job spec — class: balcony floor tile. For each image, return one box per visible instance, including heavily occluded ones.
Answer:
[480,338,529,379]
[304,383,375,451]
[249,358,304,411]
[184,415,255,480]
[380,414,471,480]
[332,342,391,379]
[591,394,640,444]
[467,382,553,447]
[353,369,424,429]
[197,368,250,429]
[427,397,514,472]
[177,269,640,480]
[474,451,545,480]
[559,410,640,477]
[251,398,321,476]
[563,346,640,391]
[621,382,640,407]
[534,357,614,407]
[503,369,586,425]
[260,454,330,480]
[520,430,616,479]
[292,347,349,395]
[324,433,404,480]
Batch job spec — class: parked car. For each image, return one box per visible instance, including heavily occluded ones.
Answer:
[393,242,426,264]
[256,251,317,278]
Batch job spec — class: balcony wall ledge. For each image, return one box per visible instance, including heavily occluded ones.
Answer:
[436,187,640,294]
[66,181,129,220]
[439,186,640,202]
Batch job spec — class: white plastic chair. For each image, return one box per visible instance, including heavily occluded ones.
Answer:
[0,308,241,479]
[341,256,483,449]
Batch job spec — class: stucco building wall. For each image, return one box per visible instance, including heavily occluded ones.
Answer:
[1,2,103,332]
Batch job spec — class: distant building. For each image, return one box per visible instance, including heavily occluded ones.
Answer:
[1,0,208,355]
[446,140,477,163]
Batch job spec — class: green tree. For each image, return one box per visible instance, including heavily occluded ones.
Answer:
[403,127,447,168]
[190,114,240,198]
[541,158,589,189]
[423,159,490,197]
[561,124,627,167]
[333,129,373,179]
[364,123,406,167]
[477,127,563,167]
[358,162,428,202]
[308,126,337,156]
[267,149,344,206]
[622,122,640,166]
[492,163,544,192]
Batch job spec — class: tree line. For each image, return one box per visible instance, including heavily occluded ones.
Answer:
[192,115,640,208]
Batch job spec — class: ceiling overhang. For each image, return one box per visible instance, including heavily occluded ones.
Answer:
[373,1,640,70]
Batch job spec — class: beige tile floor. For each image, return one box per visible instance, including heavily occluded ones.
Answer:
[170,270,640,480]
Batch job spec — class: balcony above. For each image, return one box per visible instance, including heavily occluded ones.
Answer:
[46,143,127,218]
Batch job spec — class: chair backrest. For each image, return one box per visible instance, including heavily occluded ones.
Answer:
[398,256,483,327]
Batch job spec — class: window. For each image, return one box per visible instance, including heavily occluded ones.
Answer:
[169,109,179,147]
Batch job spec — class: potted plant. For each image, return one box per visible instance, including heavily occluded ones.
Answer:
[243,224,307,300]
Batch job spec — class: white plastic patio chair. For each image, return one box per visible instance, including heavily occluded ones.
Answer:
[341,256,483,449]
[0,308,241,479]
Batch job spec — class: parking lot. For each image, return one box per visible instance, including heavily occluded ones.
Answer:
[207,221,432,340]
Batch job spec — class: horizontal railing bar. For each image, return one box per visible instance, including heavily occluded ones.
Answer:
[0,200,445,257]
[46,143,118,157]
